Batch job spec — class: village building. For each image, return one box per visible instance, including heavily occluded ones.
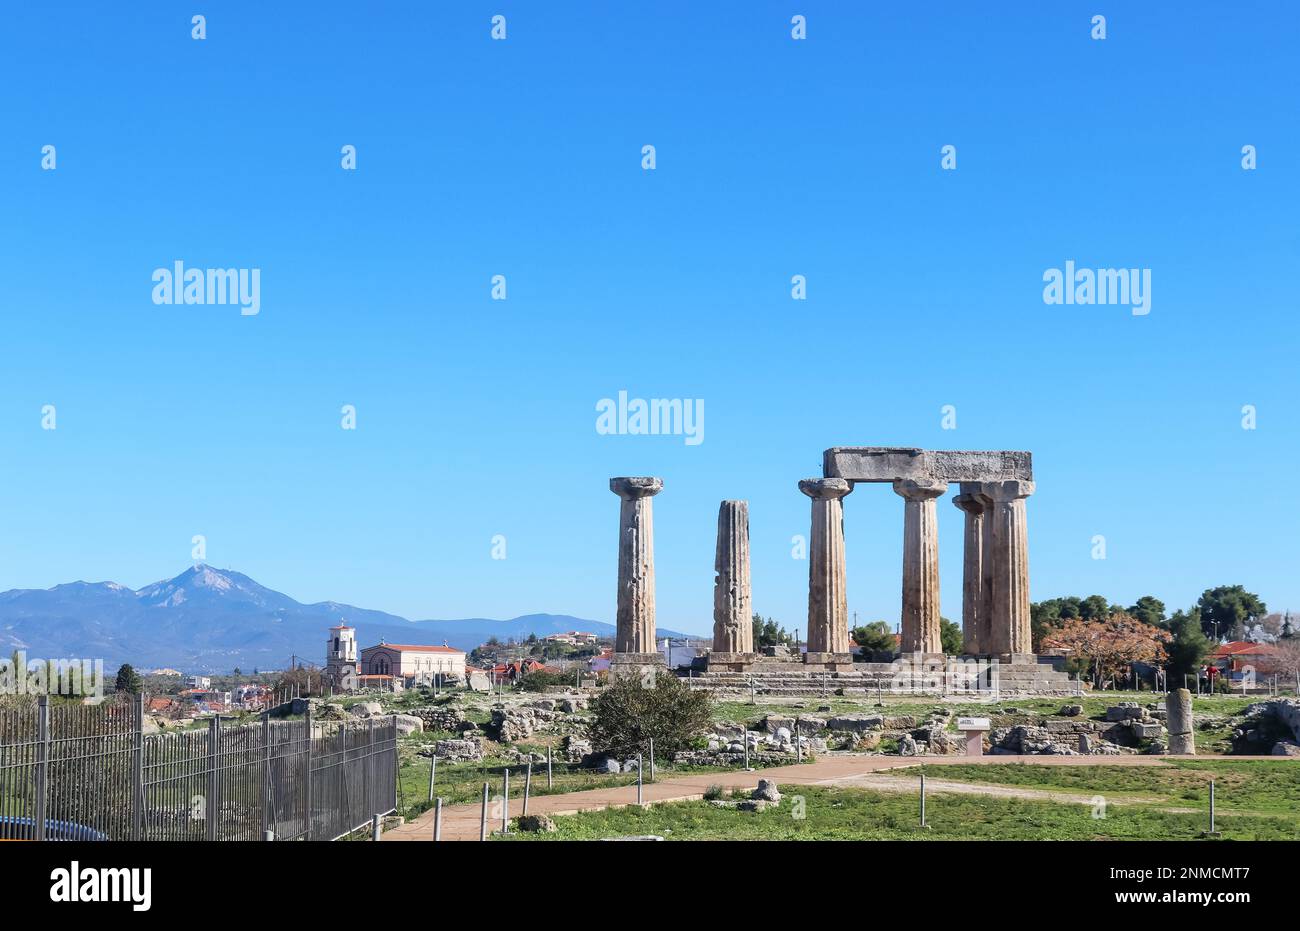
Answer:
[359,640,466,689]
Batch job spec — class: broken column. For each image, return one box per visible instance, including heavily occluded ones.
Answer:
[609,477,666,673]
[712,500,754,656]
[893,478,948,655]
[952,486,987,655]
[799,478,853,664]
[1166,688,1196,755]
[985,480,1034,658]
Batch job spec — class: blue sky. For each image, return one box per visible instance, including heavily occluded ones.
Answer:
[1,2,1296,636]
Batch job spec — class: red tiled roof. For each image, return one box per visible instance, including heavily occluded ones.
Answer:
[1213,641,1277,657]
[362,644,463,654]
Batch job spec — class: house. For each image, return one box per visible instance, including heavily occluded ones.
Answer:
[359,641,467,688]
[491,659,546,682]
[186,675,212,690]
[588,648,615,674]
[1211,641,1278,682]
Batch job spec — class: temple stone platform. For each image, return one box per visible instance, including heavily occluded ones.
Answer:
[682,655,1076,696]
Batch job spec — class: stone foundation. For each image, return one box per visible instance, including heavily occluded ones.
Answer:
[608,652,667,679]
[687,655,1076,696]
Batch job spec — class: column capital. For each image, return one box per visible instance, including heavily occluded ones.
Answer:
[610,476,664,500]
[892,478,948,501]
[952,492,986,515]
[799,477,852,500]
[983,479,1035,502]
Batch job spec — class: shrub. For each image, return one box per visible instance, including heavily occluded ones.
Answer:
[703,784,725,801]
[516,669,574,692]
[587,670,713,759]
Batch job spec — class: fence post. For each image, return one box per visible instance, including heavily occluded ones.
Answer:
[480,782,489,841]
[649,738,655,782]
[428,754,437,803]
[371,812,382,841]
[433,797,443,841]
[637,753,643,806]
[34,695,49,842]
[523,759,532,816]
[547,745,553,789]
[261,712,271,839]
[304,708,314,840]
[206,715,220,841]
[132,692,145,841]
[502,768,510,833]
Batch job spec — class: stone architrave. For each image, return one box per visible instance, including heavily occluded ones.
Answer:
[952,486,987,655]
[984,480,1034,657]
[609,477,663,656]
[712,500,753,654]
[1166,688,1196,755]
[798,478,852,657]
[893,479,948,654]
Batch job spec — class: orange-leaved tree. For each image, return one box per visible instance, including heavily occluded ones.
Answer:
[1040,612,1171,687]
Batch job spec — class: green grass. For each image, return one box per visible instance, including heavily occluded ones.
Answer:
[508,783,1300,841]
[906,760,1300,814]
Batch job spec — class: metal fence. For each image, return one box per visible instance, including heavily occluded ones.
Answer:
[0,695,396,841]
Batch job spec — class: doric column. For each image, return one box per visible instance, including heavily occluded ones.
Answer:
[975,486,996,654]
[893,479,948,654]
[610,476,663,654]
[798,478,852,655]
[952,485,987,655]
[712,500,753,653]
[984,480,1034,657]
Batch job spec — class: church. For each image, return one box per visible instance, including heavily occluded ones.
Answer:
[324,623,466,692]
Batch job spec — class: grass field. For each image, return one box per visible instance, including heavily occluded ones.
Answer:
[906,759,1300,814]
[509,776,1300,841]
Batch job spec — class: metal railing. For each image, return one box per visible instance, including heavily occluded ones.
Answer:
[0,695,396,841]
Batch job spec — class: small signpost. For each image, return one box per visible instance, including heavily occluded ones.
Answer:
[957,717,992,757]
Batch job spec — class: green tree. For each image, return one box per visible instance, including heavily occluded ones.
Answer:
[752,614,792,648]
[939,617,963,654]
[1079,595,1112,621]
[114,664,142,694]
[1128,596,1166,626]
[852,621,896,653]
[1197,585,1266,642]
[1164,608,1211,681]
[587,671,713,759]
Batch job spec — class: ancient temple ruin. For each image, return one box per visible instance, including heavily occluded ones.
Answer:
[607,448,1070,693]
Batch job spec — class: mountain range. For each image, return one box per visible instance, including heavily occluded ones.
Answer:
[0,565,689,673]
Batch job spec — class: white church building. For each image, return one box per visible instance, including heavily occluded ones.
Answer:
[325,623,466,692]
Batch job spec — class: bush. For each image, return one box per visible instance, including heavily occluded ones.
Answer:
[587,671,714,759]
[516,669,575,692]
[703,784,725,801]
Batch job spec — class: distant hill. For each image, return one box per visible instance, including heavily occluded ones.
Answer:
[0,565,689,673]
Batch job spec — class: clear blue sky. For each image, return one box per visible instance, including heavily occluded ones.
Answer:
[1,2,1296,636]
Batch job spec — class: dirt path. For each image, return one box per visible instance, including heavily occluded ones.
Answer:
[383,753,1278,841]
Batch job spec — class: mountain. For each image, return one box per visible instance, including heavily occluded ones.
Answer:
[0,565,691,673]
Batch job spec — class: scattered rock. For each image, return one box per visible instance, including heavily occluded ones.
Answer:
[751,779,781,802]
[517,814,557,833]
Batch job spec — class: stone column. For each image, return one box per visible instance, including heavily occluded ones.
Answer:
[1166,688,1195,755]
[893,479,948,655]
[984,480,1034,658]
[799,478,852,659]
[712,500,753,655]
[975,485,996,655]
[952,486,987,655]
[610,477,664,659]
